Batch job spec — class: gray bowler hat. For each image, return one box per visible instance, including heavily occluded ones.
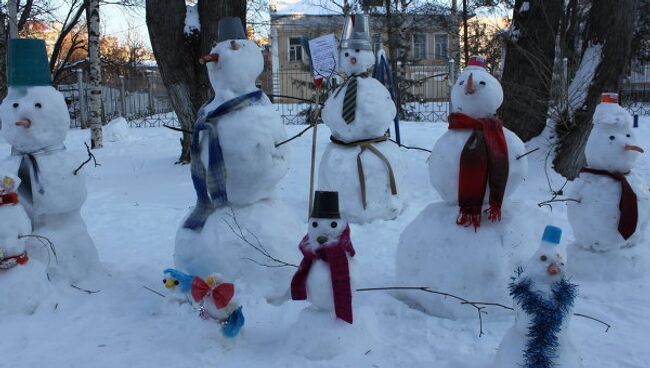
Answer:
[340,13,372,50]
[218,17,247,42]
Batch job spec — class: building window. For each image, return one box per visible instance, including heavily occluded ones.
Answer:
[412,33,426,60]
[288,36,303,62]
[434,34,448,60]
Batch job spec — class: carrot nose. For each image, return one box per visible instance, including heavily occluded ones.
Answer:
[15,119,31,128]
[350,57,357,65]
[465,73,475,94]
[199,53,220,65]
[547,263,561,276]
[624,144,644,153]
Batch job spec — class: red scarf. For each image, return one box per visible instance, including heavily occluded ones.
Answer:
[581,167,638,240]
[0,192,19,206]
[291,225,355,324]
[448,112,509,229]
[0,251,29,270]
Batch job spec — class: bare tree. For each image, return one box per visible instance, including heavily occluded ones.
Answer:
[146,0,247,164]
[0,6,8,101]
[86,0,103,149]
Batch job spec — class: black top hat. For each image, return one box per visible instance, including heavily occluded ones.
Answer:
[311,191,341,219]
[218,17,247,42]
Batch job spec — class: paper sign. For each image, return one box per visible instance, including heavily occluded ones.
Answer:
[308,34,338,79]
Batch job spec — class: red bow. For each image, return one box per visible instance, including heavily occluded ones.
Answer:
[190,277,234,309]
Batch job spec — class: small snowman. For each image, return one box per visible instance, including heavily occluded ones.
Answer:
[191,273,245,338]
[0,38,101,283]
[567,93,650,280]
[395,56,542,319]
[174,17,302,292]
[493,225,583,368]
[318,12,404,223]
[0,174,50,315]
[162,268,195,303]
[291,191,356,324]
[429,55,527,227]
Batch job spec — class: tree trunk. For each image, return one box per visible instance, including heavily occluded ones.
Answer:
[145,0,246,164]
[553,0,637,178]
[499,0,564,141]
[86,0,103,149]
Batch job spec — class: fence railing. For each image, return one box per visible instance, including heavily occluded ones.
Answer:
[57,64,650,130]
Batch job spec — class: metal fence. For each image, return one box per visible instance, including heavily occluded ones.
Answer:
[57,62,649,130]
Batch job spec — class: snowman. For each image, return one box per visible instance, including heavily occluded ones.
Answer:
[318,12,404,223]
[395,56,543,318]
[174,18,302,294]
[567,93,650,280]
[0,38,101,283]
[191,273,245,338]
[287,191,376,360]
[0,174,50,315]
[493,225,583,368]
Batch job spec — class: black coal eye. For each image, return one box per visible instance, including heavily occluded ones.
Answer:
[35,102,42,108]
[331,221,338,228]
[312,221,318,228]
[626,134,631,138]
[540,255,548,262]
[459,80,464,85]
[355,49,360,53]
[163,278,167,284]
[174,280,179,285]
[479,81,486,85]
[344,52,349,57]
[12,103,18,108]
[609,136,615,141]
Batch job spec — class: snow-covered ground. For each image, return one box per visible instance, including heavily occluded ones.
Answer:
[1,119,650,367]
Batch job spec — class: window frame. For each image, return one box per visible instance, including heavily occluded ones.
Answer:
[412,33,427,60]
[433,33,449,60]
[288,36,303,62]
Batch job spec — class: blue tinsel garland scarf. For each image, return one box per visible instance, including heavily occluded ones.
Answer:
[509,276,578,368]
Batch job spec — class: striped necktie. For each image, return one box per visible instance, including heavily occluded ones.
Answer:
[342,72,369,124]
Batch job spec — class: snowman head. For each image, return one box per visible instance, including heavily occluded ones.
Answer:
[523,226,567,286]
[339,48,375,76]
[307,191,346,249]
[0,86,70,153]
[451,56,503,118]
[200,17,263,97]
[585,93,643,173]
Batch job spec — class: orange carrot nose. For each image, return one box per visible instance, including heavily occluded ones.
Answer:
[624,144,644,153]
[199,53,220,65]
[547,263,561,276]
[465,73,475,94]
[15,119,31,128]
[350,57,357,65]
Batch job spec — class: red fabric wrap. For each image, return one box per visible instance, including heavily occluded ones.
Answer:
[0,251,29,270]
[581,167,638,240]
[448,112,510,228]
[0,192,19,206]
[191,276,235,309]
[291,225,355,324]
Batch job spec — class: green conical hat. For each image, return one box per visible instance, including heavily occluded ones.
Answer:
[8,38,52,87]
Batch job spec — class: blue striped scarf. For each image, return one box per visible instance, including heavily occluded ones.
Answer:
[183,90,265,230]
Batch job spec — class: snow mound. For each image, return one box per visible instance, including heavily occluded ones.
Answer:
[104,117,130,142]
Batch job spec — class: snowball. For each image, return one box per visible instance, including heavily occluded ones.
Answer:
[184,4,200,35]
[104,117,130,142]
[175,198,303,297]
[322,77,396,143]
[0,260,51,316]
[428,127,528,204]
[339,48,375,76]
[450,67,503,118]
[0,86,69,153]
[395,201,546,318]
[318,140,404,223]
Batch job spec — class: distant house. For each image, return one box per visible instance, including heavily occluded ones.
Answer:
[268,1,459,103]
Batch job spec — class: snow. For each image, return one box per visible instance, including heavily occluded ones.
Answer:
[518,1,530,13]
[184,4,200,35]
[104,117,130,142]
[568,43,603,112]
[1,116,650,366]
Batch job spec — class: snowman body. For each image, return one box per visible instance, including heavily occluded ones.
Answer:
[174,38,301,292]
[0,86,100,283]
[318,48,404,223]
[0,179,50,315]
[396,59,538,318]
[567,100,650,280]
